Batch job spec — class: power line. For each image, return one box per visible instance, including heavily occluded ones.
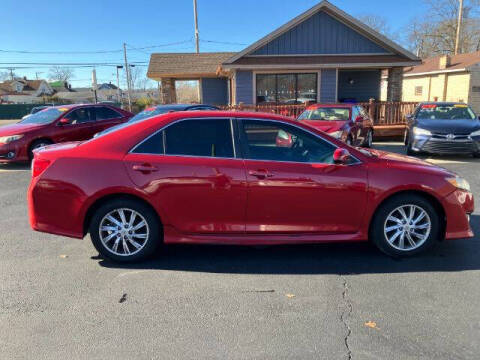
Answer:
[200,39,247,46]
[0,40,193,55]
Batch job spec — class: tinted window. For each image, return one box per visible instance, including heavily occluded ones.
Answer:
[240,120,336,164]
[65,108,94,124]
[164,119,234,158]
[133,132,164,154]
[96,107,121,121]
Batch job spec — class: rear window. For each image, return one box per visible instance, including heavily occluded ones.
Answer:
[417,104,476,120]
[298,107,350,121]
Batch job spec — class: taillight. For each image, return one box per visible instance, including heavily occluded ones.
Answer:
[32,158,51,177]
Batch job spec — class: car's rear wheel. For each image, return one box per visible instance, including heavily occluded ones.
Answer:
[370,194,440,257]
[89,198,160,262]
[29,139,53,160]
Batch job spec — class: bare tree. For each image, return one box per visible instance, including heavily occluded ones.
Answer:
[125,67,153,91]
[0,70,16,81]
[405,0,480,57]
[48,66,75,82]
[358,14,399,41]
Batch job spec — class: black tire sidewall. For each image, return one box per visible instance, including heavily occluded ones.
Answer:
[371,194,440,257]
[89,199,160,263]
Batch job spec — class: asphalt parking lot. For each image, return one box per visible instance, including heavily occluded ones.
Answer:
[1,134,479,359]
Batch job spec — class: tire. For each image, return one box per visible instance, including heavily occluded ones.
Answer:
[370,194,441,257]
[89,198,161,263]
[405,136,415,156]
[29,139,53,161]
[363,130,373,148]
[473,152,480,158]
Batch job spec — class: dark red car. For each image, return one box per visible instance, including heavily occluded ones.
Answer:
[28,111,473,262]
[0,104,132,162]
[297,103,374,147]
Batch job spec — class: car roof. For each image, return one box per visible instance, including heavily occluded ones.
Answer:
[149,104,218,110]
[419,102,467,106]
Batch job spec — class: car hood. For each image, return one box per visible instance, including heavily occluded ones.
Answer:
[301,120,345,133]
[362,148,454,176]
[0,122,45,136]
[416,118,480,134]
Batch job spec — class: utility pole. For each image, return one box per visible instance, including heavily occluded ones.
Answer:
[123,43,132,111]
[193,0,200,53]
[454,0,464,55]
[8,68,14,80]
[116,65,123,103]
[35,71,43,80]
[92,68,98,104]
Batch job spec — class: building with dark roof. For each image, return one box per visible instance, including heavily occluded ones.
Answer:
[147,0,419,105]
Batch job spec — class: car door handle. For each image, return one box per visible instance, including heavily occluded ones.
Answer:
[248,169,274,179]
[132,163,158,173]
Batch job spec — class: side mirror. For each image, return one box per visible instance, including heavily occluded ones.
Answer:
[58,118,71,125]
[355,115,363,123]
[333,148,351,165]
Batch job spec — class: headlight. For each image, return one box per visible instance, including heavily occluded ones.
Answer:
[470,129,480,137]
[0,135,23,144]
[413,127,432,136]
[447,176,471,192]
[330,131,343,139]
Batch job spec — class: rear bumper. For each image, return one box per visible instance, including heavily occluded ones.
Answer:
[443,189,474,239]
[28,175,85,239]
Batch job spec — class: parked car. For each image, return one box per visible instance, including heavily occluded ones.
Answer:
[28,111,473,262]
[0,104,132,163]
[405,102,480,157]
[297,104,374,147]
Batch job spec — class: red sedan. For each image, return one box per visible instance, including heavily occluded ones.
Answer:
[0,104,132,163]
[297,103,374,147]
[28,111,474,262]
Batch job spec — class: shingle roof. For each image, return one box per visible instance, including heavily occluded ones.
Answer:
[404,51,480,75]
[147,52,236,79]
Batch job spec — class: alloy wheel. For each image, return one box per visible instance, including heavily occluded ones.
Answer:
[383,204,431,251]
[99,208,150,256]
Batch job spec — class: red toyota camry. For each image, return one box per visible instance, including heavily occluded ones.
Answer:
[28,111,474,262]
[0,104,132,163]
[297,103,374,147]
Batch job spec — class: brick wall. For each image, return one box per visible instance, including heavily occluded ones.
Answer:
[386,67,403,101]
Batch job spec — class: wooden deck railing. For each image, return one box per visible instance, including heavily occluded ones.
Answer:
[219,101,419,126]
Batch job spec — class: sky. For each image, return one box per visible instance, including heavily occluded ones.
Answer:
[0,0,429,87]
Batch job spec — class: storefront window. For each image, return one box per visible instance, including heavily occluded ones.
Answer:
[256,73,317,104]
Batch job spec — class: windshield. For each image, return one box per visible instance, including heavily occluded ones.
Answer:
[298,107,350,121]
[20,107,67,125]
[128,107,171,123]
[417,104,476,120]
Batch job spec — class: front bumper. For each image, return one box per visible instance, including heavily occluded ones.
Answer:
[411,134,480,155]
[0,142,28,163]
[443,189,474,239]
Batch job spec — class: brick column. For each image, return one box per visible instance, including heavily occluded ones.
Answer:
[160,78,176,104]
[386,67,403,102]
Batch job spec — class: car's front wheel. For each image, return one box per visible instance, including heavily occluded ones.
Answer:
[370,194,440,257]
[89,198,161,262]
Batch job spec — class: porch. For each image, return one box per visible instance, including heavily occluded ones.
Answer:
[218,100,417,139]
